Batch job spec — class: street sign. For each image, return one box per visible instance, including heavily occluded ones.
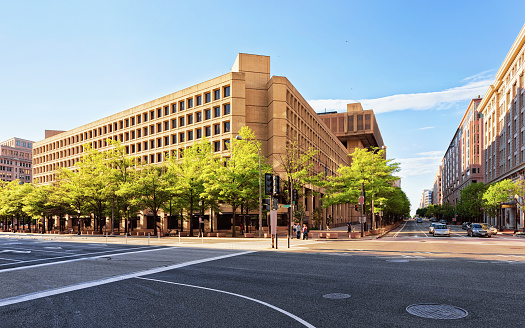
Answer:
[358,196,364,205]
[283,205,291,208]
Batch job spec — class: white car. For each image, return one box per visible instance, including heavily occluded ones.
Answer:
[429,222,440,234]
[487,225,498,235]
[433,224,450,237]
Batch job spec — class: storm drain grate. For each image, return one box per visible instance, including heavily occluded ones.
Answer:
[406,304,468,319]
[323,293,351,299]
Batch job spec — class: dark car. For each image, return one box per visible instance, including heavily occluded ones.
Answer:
[416,218,423,223]
[467,223,492,237]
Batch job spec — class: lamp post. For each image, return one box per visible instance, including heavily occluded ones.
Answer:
[236,135,263,238]
[77,209,81,235]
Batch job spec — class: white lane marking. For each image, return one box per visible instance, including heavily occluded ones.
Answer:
[0,250,31,254]
[393,222,407,238]
[0,251,255,308]
[0,246,166,274]
[136,276,316,328]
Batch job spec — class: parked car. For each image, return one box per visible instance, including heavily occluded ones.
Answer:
[433,224,450,237]
[467,223,492,237]
[430,218,438,222]
[429,222,440,234]
[462,222,471,230]
[487,225,498,235]
[440,219,447,224]
[416,218,423,223]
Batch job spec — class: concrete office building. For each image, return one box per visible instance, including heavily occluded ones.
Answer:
[33,53,384,233]
[0,137,33,184]
[419,189,433,209]
[432,165,442,205]
[480,24,525,229]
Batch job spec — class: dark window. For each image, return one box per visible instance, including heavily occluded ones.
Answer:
[205,93,211,103]
[164,106,169,115]
[157,138,162,147]
[171,119,177,129]
[172,103,177,113]
[187,98,193,108]
[131,145,136,153]
[205,126,211,137]
[144,142,148,150]
[196,112,202,122]
[224,86,230,97]
[179,132,185,142]
[164,121,169,130]
[223,121,230,133]
[214,141,220,152]
[187,114,193,125]
[143,127,148,136]
[131,117,135,125]
[214,124,220,135]
[137,143,141,152]
[150,111,155,120]
[143,113,148,122]
[164,136,169,146]
[179,117,185,127]
[188,131,193,141]
[150,140,155,149]
[205,109,211,120]
[137,129,141,138]
[179,101,185,111]
[196,95,202,106]
[157,153,162,163]
[224,139,230,150]
[157,123,162,133]
[150,125,155,134]
[214,107,220,118]
[223,104,230,115]
[196,128,202,139]
[157,108,162,118]
[137,115,142,124]
[172,134,177,144]
[214,89,220,100]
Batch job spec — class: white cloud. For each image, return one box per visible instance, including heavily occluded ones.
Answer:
[417,126,434,130]
[396,153,443,179]
[308,74,494,114]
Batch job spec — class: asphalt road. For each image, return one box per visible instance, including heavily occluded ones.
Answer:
[0,229,524,328]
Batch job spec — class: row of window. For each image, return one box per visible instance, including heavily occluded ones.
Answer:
[35,86,231,154]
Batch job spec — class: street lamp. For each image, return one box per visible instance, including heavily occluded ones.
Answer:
[77,209,81,235]
[236,135,263,238]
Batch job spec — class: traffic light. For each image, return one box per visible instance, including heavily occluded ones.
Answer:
[354,204,358,211]
[262,198,271,211]
[264,173,273,195]
[273,175,280,195]
[292,189,298,202]
[272,196,279,210]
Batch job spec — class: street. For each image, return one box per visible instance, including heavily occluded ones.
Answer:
[0,222,524,327]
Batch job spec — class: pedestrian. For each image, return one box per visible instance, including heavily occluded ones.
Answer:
[240,222,244,235]
[302,224,309,240]
[347,221,351,233]
[296,223,301,239]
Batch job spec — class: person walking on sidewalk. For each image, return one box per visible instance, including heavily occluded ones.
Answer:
[302,224,309,240]
[296,223,301,239]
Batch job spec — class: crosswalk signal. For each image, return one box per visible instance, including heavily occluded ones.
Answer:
[264,173,273,195]
[272,196,279,210]
[262,198,271,211]
[273,175,280,195]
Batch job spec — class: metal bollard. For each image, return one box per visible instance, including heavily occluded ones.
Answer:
[148,233,150,245]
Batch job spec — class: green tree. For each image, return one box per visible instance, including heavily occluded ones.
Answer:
[119,164,171,236]
[320,147,400,229]
[203,127,267,237]
[383,187,410,224]
[482,180,516,225]
[456,182,486,222]
[166,139,218,237]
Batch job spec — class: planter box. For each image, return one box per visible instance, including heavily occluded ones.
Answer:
[326,233,338,239]
[318,232,326,238]
[350,232,361,239]
[207,232,217,237]
[244,233,254,238]
[178,231,188,237]
[216,233,227,237]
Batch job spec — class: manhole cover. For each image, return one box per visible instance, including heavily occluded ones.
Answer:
[406,304,468,319]
[323,293,351,299]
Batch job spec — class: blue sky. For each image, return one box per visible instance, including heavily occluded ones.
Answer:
[1,0,525,214]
